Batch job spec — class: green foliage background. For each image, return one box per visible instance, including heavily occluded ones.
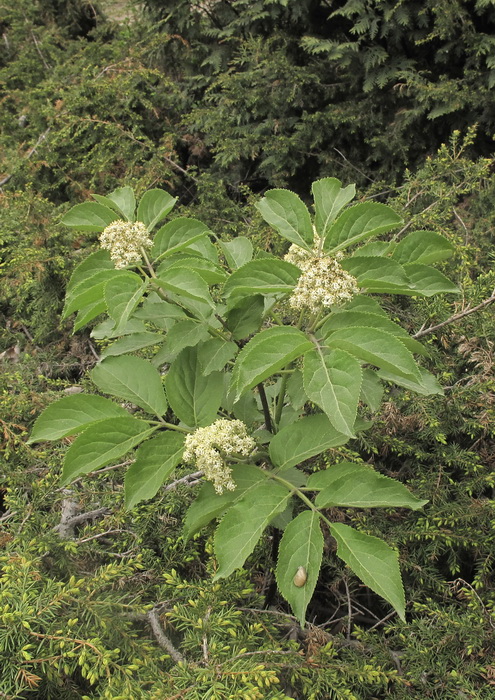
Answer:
[1,1,494,697]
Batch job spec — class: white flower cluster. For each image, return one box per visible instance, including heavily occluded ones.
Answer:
[285,237,359,314]
[99,220,153,269]
[183,419,256,494]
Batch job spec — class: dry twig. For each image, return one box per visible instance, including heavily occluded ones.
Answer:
[0,128,51,188]
[147,609,185,663]
[54,498,110,539]
[413,289,495,339]
[163,471,203,492]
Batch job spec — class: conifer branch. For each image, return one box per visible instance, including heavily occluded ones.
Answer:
[413,289,495,339]
[147,609,185,663]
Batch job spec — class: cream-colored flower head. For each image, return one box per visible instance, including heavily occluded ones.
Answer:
[99,220,153,269]
[183,419,256,494]
[285,233,359,314]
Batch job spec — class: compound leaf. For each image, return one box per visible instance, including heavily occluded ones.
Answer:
[213,480,290,580]
[91,355,168,416]
[137,189,177,230]
[276,510,324,625]
[256,189,314,249]
[269,414,348,471]
[166,346,223,427]
[28,395,128,443]
[308,462,428,509]
[230,327,313,401]
[125,431,185,509]
[61,417,156,485]
[303,347,362,437]
[330,523,406,620]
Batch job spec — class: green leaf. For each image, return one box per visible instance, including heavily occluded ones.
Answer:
[61,417,156,485]
[340,295,388,316]
[223,259,301,298]
[360,369,384,411]
[256,189,314,249]
[92,317,147,340]
[213,480,291,580]
[133,296,187,325]
[63,269,121,318]
[183,235,219,263]
[275,466,308,488]
[232,393,262,426]
[184,464,268,540]
[28,395,128,443]
[159,256,227,285]
[93,186,136,221]
[91,355,168,416]
[341,256,410,290]
[270,504,294,531]
[309,462,428,509]
[92,194,124,216]
[197,338,238,375]
[322,310,409,339]
[157,320,210,362]
[219,237,253,269]
[151,218,209,261]
[286,369,306,411]
[104,272,147,333]
[354,241,394,257]
[166,346,223,427]
[275,510,324,626]
[303,347,362,437]
[156,267,214,307]
[100,332,164,359]
[125,431,185,509]
[67,250,114,294]
[105,186,136,221]
[403,264,460,296]
[169,293,215,324]
[269,414,349,471]
[325,327,421,381]
[320,310,427,356]
[312,177,355,237]
[73,299,108,331]
[330,523,406,620]
[137,189,177,230]
[392,230,455,265]
[61,202,118,231]
[230,327,313,401]
[225,294,264,340]
[324,202,402,253]
[377,367,444,396]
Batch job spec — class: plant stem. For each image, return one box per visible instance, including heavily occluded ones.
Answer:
[257,382,273,433]
[215,313,238,343]
[251,451,270,461]
[271,310,284,326]
[306,309,323,334]
[139,246,157,277]
[270,472,334,531]
[274,370,290,427]
[158,419,191,434]
[314,310,333,332]
[149,279,229,341]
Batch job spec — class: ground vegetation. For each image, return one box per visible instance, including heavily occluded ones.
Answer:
[1,1,494,698]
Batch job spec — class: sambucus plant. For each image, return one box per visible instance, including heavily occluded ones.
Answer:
[29,179,459,623]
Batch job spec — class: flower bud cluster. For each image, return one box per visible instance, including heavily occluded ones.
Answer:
[183,419,256,494]
[285,235,359,313]
[99,220,153,269]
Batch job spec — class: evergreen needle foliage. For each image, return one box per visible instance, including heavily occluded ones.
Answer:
[1,2,495,698]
